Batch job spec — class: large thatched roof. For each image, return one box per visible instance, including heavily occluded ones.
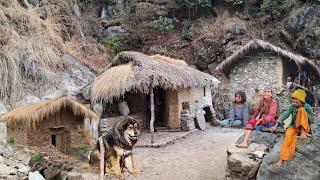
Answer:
[0,94,98,129]
[216,39,320,83]
[91,51,220,103]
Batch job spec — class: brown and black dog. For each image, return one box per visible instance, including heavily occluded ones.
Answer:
[90,117,141,178]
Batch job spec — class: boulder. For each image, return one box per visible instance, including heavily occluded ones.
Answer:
[61,54,96,96]
[0,164,17,175]
[66,172,83,180]
[42,89,61,99]
[236,131,280,150]
[257,120,320,180]
[285,5,317,35]
[17,165,30,174]
[14,95,40,106]
[296,27,320,59]
[227,143,269,179]
[118,101,130,116]
[0,102,8,115]
[44,167,61,179]
[29,171,45,180]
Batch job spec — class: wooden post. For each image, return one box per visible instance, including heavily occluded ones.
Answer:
[150,88,155,144]
[99,137,105,179]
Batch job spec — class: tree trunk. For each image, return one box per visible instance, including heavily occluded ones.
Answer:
[150,88,155,143]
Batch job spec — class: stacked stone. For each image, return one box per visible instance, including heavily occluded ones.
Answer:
[180,110,195,131]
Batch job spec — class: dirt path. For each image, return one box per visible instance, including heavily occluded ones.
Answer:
[123,127,243,180]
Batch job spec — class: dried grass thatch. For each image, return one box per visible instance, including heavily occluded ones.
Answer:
[0,94,98,130]
[216,39,320,83]
[91,51,220,103]
[0,0,108,101]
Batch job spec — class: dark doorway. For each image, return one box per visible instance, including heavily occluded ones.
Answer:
[51,135,56,146]
[282,58,299,84]
[203,106,213,122]
[154,87,166,128]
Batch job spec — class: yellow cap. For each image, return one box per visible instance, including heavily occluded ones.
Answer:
[291,89,306,102]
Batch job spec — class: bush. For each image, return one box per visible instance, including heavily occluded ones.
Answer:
[174,0,212,8]
[261,0,286,20]
[148,10,178,34]
[75,144,90,156]
[104,36,122,57]
[181,19,192,41]
[149,17,178,34]
[225,0,244,6]
[6,138,15,147]
[30,152,42,162]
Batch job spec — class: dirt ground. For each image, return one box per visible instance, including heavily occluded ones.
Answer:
[122,126,243,180]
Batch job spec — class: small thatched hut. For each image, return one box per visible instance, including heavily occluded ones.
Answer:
[90,51,219,138]
[0,95,98,154]
[216,39,320,104]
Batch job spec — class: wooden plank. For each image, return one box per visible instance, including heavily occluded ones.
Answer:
[150,88,155,144]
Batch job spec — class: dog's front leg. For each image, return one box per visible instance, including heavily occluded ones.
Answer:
[109,155,122,177]
[125,155,138,177]
[99,137,105,179]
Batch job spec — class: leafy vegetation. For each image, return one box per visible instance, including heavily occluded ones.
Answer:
[181,19,192,41]
[30,152,42,162]
[75,144,90,156]
[6,138,15,147]
[149,10,178,34]
[174,0,213,8]
[104,36,123,57]
[225,0,244,6]
[261,0,288,20]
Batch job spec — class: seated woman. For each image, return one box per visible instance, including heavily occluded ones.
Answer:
[219,91,249,127]
[271,89,314,167]
[236,87,279,148]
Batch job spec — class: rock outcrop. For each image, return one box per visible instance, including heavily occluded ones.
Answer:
[257,120,320,180]
[226,131,281,179]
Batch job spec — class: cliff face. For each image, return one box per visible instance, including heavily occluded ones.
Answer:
[1,0,319,107]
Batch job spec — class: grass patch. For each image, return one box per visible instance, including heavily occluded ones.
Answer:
[104,36,123,57]
[6,138,16,147]
[30,152,42,162]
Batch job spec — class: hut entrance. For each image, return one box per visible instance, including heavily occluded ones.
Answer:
[282,58,299,84]
[50,127,70,154]
[203,106,213,122]
[153,87,166,128]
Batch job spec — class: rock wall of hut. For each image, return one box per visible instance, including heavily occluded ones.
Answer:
[7,123,27,145]
[228,52,282,106]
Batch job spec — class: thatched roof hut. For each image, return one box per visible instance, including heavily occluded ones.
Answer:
[216,39,320,84]
[91,51,220,103]
[0,94,98,129]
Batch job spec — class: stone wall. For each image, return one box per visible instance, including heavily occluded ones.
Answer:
[7,123,27,145]
[228,52,282,106]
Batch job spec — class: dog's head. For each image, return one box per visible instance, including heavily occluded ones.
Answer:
[116,117,141,147]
